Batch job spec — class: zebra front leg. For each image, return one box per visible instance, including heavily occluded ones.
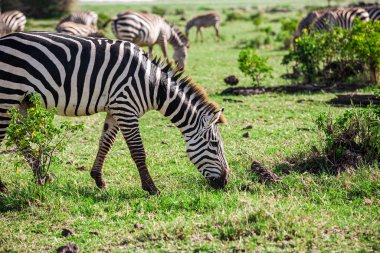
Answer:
[114,116,159,195]
[90,113,119,188]
[214,25,220,42]
[159,38,170,66]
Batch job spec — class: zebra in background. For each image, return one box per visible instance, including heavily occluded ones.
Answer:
[312,8,369,32]
[0,11,26,37]
[103,11,189,69]
[58,11,98,28]
[56,21,103,37]
[365,5,380,20]
[185,12,220,42]
[295,10,328,38]
[0,32,229,194]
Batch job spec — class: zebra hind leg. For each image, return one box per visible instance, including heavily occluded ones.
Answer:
[90,113,119,188]
[112,114,160,195]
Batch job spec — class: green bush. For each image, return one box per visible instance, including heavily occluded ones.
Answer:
[238,48,273,86]
[225,11,251,22]
[152,6,166,17]
[282,20,380,84]
[315,106,380,171]
[5,94,84,185]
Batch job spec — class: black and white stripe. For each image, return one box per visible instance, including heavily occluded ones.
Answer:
[56,21,103,37]
[104,11,189,69]
[58,11,98,28]
[365,5,380,20]
[0,32,229,193]
[0,11,26,37]
[312,8,369,32]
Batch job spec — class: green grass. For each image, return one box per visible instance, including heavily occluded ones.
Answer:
[1,0,380,252]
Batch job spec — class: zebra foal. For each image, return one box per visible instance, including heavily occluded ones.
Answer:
[0,10,26,37]
[185,12,220,42]
[0,32,229,194]
[103,11,189,69]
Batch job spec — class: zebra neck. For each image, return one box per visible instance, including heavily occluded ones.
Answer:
[153,76,208,137]
[168,29,184,48]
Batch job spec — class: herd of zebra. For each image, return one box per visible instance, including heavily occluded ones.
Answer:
[0,10,221,70]
[0,9,227,194]
[0,4,379,193]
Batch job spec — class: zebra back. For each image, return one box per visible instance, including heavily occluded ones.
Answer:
[365,6,380,20]
[59,11,98,28]
[56,21,103,37]
[313,8,369,32]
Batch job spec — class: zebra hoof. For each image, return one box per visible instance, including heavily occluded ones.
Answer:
[0,180,8,193]
[90,171,106,189]
[143,185,160,195]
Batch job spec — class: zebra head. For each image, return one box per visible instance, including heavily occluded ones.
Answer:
[173,46,187,69]
[184,108,229,189]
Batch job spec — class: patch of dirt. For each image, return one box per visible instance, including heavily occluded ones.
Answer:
[221,83,370,96]
[327,94,380,106]
[57,243,78,253]
[251,161,281,183]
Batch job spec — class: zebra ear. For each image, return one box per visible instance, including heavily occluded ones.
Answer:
[207,108,224,127]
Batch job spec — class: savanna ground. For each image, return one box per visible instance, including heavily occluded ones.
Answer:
[0,0,379,252]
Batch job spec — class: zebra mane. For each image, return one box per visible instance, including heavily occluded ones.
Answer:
[165,21,190,47]
[150,56,226,123]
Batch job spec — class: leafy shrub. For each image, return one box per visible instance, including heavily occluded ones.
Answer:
[2,0,75,19]
[152,6,166,17]
[5,94,84,185]
[225,11,251,21]
[238,48,273,86]
[350,21,380,83]
[282,20,380,84]
[174,8,185,16]
[315,106,380,171]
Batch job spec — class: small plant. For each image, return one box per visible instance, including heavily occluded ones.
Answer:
[174,8,185,16]
[152,6,166,17]
[5,93,84,185]
[315,106,380,171]
[238,48,273,86]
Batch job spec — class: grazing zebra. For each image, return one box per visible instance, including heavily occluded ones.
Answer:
[0,11,26,37]
[56,21,103,37]
[103,11,189,69]
[295,10,328,38]
[185,12,220,42]
[365,5,380,20]
[0,32,229,194]
[312,8,369,32]
[58,11,98,28]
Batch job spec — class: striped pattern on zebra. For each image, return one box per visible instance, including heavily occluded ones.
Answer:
[295,10,328,38]
[58,11,98,28]
[104,11,189,69]
[0,32,229,194]
[0,11,26,37]
[185,12,220,42]
[365,5,380,20]
[56,21,103,37]
[313,8,369,31]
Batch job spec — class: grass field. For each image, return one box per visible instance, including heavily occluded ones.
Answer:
[0,0,379,252]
